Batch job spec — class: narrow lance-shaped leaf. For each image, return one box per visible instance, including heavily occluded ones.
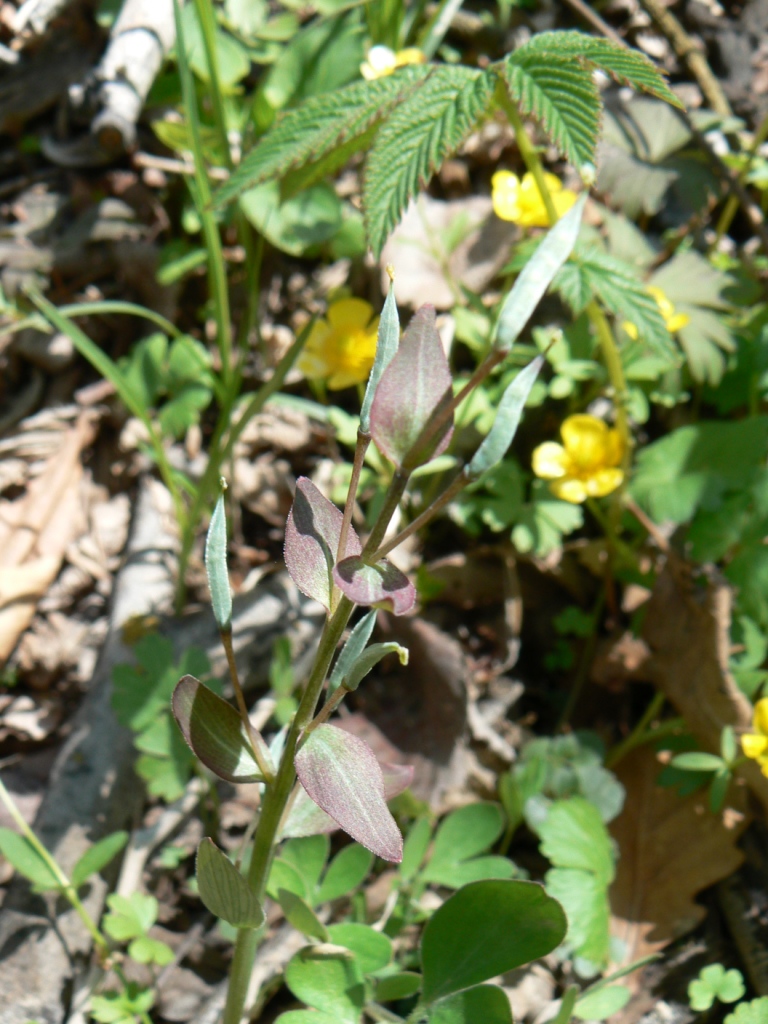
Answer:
[172,675,271,784]
[71,831,129,890]
[329,610,377,695]
[361,277,399,436]
[284,478,362,611]
[294,724,404,861]
[196,837,265,929]
[0,828,62,891]
[370,305,453,470]
[333,557,415,616]
[494,193,586,353]
[282,762,414,840]
[338,642,409,692]
[205,491,232,631]
[467,357,543,478]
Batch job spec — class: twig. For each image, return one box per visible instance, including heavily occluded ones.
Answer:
[638,0,731,117]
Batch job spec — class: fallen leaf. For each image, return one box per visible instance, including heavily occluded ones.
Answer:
[610,747,748,967]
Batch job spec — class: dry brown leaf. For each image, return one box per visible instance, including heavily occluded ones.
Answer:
[641,560,768,817]
[0,411,96,663]
[610,746,748,966]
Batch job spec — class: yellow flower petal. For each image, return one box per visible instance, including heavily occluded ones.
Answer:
[549,477,589,503]
[742,733,768,759]
[666,311,690,333]
[491,171,522,222]
[394,47,425,67]
[532,441,571,479]
[560,415,613,473]
[623,321,639,341]
[361,45,397,80]
[327,297,375,330]
[584,467,624,498]
[753,697,768,736]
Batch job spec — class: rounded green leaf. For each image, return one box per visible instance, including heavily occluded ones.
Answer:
[196,838,265,929]
[421,880,567,1004]
[725,997,768,1024]
[284,477,361,611]
[295,724,403,862]
[375,972,422,1002]
[205,493,232,631]
[574,984,631,1020]
[333,557,415,616]
[317,843,373,903]
[172,675,268,784]
[278,889,329,941]
[327,923,392,974]
[71,831,129,889]
[0,829,61,890]
[369,305,453,470]
[427,985,513,1024]
[284,947,365,1023]
[670,752,724,773]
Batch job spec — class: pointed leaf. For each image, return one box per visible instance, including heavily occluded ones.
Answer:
[468,358,543,477]
[282,761,413,839]
[284,477,362,611]
[295,724,403,861]
[427,985,513,1024]
[196,838,265,929]
[370,305,453,470]
[277,888,330,941]
[317,844,374,903]
[421,880,567,1003]
[332,641,409,692]
[0,828,61,890]
[172,675,267,784]
[71,831,129,889]
[494,194,586,352]
[329,610,378,694]
[361,281,399,435]
[334,557,415,616]
[205,492,232,631]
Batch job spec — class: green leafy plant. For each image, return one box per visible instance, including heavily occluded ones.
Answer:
[168,206,586,1024]
[688,963,746,1012]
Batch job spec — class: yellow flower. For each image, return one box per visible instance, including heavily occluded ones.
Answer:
[532,414,625,504]
[742,698,768,776]
[361,45,426,80]
[491,171,578,228]
[298,298,379,390]
[623,285,691,340]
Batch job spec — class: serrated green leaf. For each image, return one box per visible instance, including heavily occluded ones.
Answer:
[214,68,429,208]
[364,65,496,257]
[502,50,600,171]
[524,31,680,108]
[71,831,129,889]
[554,244,675,359]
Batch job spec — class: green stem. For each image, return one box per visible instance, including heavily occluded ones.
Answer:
[587,300,631,462]
[191,0,232,171]
[374,469,466,560]
[713,107,768,248]
[551,985,579,1024]
[0,777,109,953]
[605,691,669,769]
[362,471,411,557]
[173,0,233,391]
[222,599,354,1024]
[338,431,371,562]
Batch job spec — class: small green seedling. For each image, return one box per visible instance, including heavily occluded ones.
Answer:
[688,964,745,1012]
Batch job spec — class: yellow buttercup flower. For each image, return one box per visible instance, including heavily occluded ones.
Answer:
[623,285,690,340]
[532,414,625,504]
[491,171,578,228]
[361,45,426,80]
[298,298,379,390]
[742,698,768,776]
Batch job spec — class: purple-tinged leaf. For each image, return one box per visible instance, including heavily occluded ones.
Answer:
[284,478,362,611]
[294,725,404,861]
[282,762,414,840]
[333,557,415,616]
[172,675,270,784]
[369,305,453,470]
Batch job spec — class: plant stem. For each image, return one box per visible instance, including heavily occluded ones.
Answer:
[712,107,768,248]
[0,777,109,953]
[306,684,350,734]
[374,469,466,559]
[605,691,669,769]
[222,598,354,1024]
[362,471,411,557]
[338,431,371,562]
[551,984,579,1024]
[191,0,232,171]
[221,629,275,782]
